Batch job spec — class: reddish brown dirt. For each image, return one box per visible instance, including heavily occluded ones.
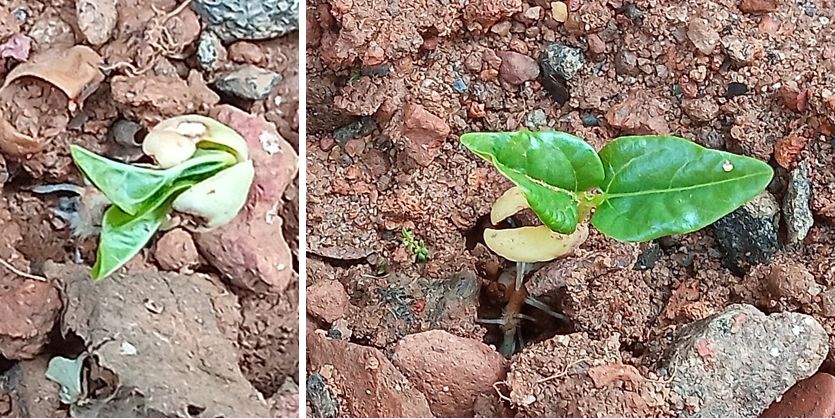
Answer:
[307,0,835,416]
[0,0,299,417]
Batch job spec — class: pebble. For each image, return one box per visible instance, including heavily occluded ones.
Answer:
[452,78,468,93]
[334,117,376,145]
[550,2,568,22]
[681,97,720,122]
[726,82,749,98]
[524,109,547,130]
[191,0,299,42]
[540,43,584,80]
[711,191,780,273]
[664,304,828,417]
[196,31,227,71]
[401,103,450,166]
[228,41,266,65]
[739,0,779,14]
[154,228,200,271]
[722,36,758,66]
[614,50,639,76]
[784,162,813,244]
[75,0,117,46]
[687,18,720,55]
[581,114,599,126]
[762,373,835,417]
[307,280,350,323]
[392,330,508,417]
[523,6,542,20]
[214,65,282,100]
[586,34,606,54]
[497,51,540,85]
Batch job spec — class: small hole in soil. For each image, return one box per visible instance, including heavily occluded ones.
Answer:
[44,327,86,358]
[187,405,206,416]
[623,341,647,357]
[0,356,15,375]
[476,265,573,356]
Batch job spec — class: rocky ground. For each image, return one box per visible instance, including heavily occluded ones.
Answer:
[0,0,299,417]
[306,0,835,417]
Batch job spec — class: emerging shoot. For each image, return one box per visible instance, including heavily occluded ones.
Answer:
[71,114,255,280]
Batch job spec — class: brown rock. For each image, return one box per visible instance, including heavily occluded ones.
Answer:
[228,42,266,65]
[393,330,508,417]
[682,97,721,122]
[307,280,350,323]
[687,18,720,55]
[195,105,298,294]
[606,90,670,134]
[154,228,200,272]
[774,134,810,170]
[763,259,819,304]
[762,373,835,417]
[778,83,810,113]
[587,33,606,54]
[401,103,450,166]
[739,0,779,13]
[308,332,432,417]
[497,51,539,85]
[0,280,61,359]
[110,71,220,126]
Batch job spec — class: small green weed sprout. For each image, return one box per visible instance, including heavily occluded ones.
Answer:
[401,227,429,263]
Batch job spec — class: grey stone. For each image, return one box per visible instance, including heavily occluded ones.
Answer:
[711,191,780,273]
[196,31,226,71]
[539,43,584,81]
[215,65,282,100]
[784,161,813,244]
[664,304,828,417]
[191,0,299,42]
[524,109,547,130]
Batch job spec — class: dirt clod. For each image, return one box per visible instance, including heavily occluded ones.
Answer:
[308,331,433,417]
[0,279,61,360]
[52,262,270,417]
[401,103,450,166]
[307,279,350,323]
[392,330,508,417]
[153,228,200,272]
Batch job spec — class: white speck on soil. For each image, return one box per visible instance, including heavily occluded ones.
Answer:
[259,130,282,154]
[121,341,137,355]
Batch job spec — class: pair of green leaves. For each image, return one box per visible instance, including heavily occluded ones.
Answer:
[461,131,774,242]
[70,145,237,280]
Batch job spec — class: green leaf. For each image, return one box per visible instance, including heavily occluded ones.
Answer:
[91,197,175,280]
[70,146,236,216]
[592,135,774,242]
[71,145,169,216]
[460,131,604,233]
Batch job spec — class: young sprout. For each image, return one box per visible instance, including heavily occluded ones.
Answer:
[71,114,255,280]
[401,227,430,263]
[463,130,774,356]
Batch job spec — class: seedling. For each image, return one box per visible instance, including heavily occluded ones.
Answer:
[401,227,430,262]
[71,115,255,280]
[463,130,774,355]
